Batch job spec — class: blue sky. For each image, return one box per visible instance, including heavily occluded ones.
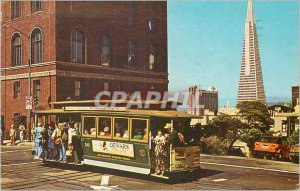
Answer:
[168,0,299,106]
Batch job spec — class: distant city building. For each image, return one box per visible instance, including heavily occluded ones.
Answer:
[188,86,218,115]
[292,86,299,108]
[268,105,299,137]
[237,0,266,104]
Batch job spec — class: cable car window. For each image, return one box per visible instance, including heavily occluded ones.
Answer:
[83,117,96,137]
[113,118,129,140]
[131,119,148,142]
[98,117,112,138]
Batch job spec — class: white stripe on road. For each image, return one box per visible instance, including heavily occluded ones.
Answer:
[101,176,110,186]
[1,149,33,153]
[2,161,40,167]
[212,178,228,182]
[201,162,299,174]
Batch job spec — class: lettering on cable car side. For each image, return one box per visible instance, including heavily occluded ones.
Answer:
[92,140,135,158]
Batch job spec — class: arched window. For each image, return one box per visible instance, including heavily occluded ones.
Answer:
[31,28,42,64]
[72,29,85,63]
[11,33,21,67]
[127,40,137,68]
[101,35,111,66]
[149,45,155,70]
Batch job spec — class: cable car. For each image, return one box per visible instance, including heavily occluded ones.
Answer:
[34,106,202,179]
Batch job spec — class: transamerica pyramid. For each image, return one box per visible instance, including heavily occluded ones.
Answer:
[237,0,266,104]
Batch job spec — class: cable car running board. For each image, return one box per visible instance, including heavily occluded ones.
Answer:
[83,159,150,174]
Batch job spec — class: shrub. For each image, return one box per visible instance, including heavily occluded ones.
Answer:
[202,136,230,155]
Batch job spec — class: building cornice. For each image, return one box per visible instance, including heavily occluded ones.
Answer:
[1,69,168,85]
[1,61,168,77]
[56,61,168,77]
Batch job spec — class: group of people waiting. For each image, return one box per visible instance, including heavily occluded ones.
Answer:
[33,121,82,164]
[8,124,26,146]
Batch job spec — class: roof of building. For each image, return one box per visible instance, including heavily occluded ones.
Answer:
[268,105,295,112]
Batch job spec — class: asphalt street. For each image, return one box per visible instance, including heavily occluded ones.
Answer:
[1,145,299,190]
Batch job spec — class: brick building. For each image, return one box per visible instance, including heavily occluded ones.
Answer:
[1,1,168,131]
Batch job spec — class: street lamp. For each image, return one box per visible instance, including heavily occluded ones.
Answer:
[2,24,32,142]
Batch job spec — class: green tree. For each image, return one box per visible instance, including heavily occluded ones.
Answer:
[288,129,299,145]
[206,114,247,154]
[239,128,262,156]
[237,101,274,132]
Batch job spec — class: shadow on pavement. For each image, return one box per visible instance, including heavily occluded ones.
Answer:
[42,161,223,184]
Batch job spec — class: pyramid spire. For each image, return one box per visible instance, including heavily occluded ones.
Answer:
[246,0,254,23]
[237,0,266,104]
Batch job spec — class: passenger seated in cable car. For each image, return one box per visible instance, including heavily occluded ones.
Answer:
[100,127,111,137]
[133,129,144,140]
[99,120,111,137]
[122,130,129,138]
[114,121,126,138]
[90,128,96,136]
[143,128,148,140]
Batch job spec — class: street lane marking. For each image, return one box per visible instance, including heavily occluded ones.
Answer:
[1,149,33,153]
[201,162,299,174]
[101,176,110,186]
[2,161,40,167]
[212,178,228,182]
[90,175,120,190]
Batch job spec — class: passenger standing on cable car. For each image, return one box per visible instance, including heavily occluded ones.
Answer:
[164,123,187,147]
[60,122,69,163]
[47,122,55,160]
[52,123,62,161]
[153,130,166,176]
[73,122,82,163]
[34,122,43,159]
[68,121,78,164]
[41,124,49,161]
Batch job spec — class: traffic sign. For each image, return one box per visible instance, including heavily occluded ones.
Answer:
[26,96,32,110]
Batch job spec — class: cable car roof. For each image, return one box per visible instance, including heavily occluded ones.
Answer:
[34,108,202,119]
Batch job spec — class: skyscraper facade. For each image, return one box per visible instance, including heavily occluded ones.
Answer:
[188,86,218,115]
[237,0,265,104]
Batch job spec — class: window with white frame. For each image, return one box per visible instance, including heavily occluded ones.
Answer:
[75,80,81,97]
[14,81,20,99]
[12,33,21,66]
[33,80,41,99]
[31,28,42,64]
[11,1,21,19]
[128,2,137,25]
[103,82,109,92]
[127,40,137,68]
[149,45,155,70]
[31,1,42,13]
[101,35,111,66]
[72,29,85,63]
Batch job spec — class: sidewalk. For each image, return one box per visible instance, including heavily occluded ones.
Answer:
[2,140,34,147]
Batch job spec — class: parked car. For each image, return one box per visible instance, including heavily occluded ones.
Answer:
[253,136,290,160]
[289,143,299,163]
